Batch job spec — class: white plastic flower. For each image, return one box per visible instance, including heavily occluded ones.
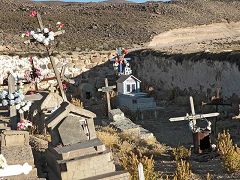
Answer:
[43,28,49,34]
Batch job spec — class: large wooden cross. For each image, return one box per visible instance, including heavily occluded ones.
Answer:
[98,78,116,113]
[169,96,219,132]
[31,11,67,101]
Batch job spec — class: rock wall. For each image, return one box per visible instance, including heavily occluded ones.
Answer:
[0,51,114,86]
[129,50,240,100]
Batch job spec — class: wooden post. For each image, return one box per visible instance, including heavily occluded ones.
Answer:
[138,163,145,180]
[8,74,18,129]
[105,78,111,112]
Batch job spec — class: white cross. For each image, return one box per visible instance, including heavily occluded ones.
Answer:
[169,96,219,132]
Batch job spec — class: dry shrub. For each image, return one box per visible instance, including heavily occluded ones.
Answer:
[173,159,192,180]
[217,130,240,173]
[206,173,212,180]
[172,145,191,161]
[96,126,166,179]
[71,98,83,108]
[96,130,119,150]
[119,150,161,180]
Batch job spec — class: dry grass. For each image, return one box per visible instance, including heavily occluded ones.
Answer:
[119,150,161,180]
[173,159,192,180]
[96,126,166,180]
[172,145,191,161]
[217,130,240,173]
[71,98,83,108]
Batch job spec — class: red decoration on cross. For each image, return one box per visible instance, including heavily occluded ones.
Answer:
[30,10,37,17]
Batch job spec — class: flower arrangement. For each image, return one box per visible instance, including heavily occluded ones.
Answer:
[0,90,32,113]
[21,10,65,46]
[17,119,33,131]
[24,57,42,83]
[0,154,7,169]
[111,47,132,75]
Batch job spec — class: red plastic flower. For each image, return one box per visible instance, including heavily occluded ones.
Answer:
[30,10,37,17]
[25,31,30,37]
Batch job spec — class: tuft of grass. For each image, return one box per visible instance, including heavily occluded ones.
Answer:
[96,126,166,180]
[96,129,119,150]
[172,145,191,161]
[217,130,240,173]
[173,159,192,180]
[119,150,161,180]
[71,98,83,108]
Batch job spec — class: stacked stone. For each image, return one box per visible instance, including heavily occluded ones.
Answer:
[108,108,154,140]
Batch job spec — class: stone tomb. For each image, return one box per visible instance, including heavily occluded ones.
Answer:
[0,130,41,180]
[45,102,129,180]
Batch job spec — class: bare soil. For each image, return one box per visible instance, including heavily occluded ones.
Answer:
[1,0,240,52]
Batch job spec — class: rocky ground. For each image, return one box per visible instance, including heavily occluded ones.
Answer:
[1,0,240,52]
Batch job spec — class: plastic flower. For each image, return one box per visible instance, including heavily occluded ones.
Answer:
[30,10,37,17]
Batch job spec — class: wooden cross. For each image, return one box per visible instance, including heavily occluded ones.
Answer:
[34,11,67,101]
[170,96,219,153]
[60,64,75,85]
[169,96,219,132]
[8,74,17,129]
[98,78,116,113]
[202,88,232,134]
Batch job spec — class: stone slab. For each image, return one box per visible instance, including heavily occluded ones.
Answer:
[1,130,29,147]
[1,145,34,165]
[48,138,106,160]
[83,171,130,180]
[58,115,88,146]
[47,149,116,180]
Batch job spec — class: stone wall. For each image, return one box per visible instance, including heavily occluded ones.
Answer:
[0,50,115,86]
[129,50,240,100]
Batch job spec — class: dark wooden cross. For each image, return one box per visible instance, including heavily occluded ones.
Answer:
[202,88,232,135]
[98,78,116,113]
[29,11,67,101]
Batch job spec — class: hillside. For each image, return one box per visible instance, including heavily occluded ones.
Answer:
[0,0,240,52]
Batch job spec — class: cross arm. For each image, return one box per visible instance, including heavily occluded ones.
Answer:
[169,112,220,122]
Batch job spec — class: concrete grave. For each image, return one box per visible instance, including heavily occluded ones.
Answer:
[45,102,129,180]
[58,115,88,146]
[0,130,42,180]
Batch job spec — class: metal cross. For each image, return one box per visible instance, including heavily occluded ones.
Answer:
[98,78,116,113]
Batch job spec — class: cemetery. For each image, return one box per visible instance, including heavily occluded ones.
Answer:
[0,1,240,180]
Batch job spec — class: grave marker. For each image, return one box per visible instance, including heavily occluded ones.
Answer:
[26,11,67,101]
[170,96,219,153]
[202,88,232,134]
[98,78,116,113]
[8,74,17,129]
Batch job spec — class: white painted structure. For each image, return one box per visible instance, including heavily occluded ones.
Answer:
[116,75,141,95]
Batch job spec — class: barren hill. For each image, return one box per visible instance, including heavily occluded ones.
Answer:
[0,0,240,52]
